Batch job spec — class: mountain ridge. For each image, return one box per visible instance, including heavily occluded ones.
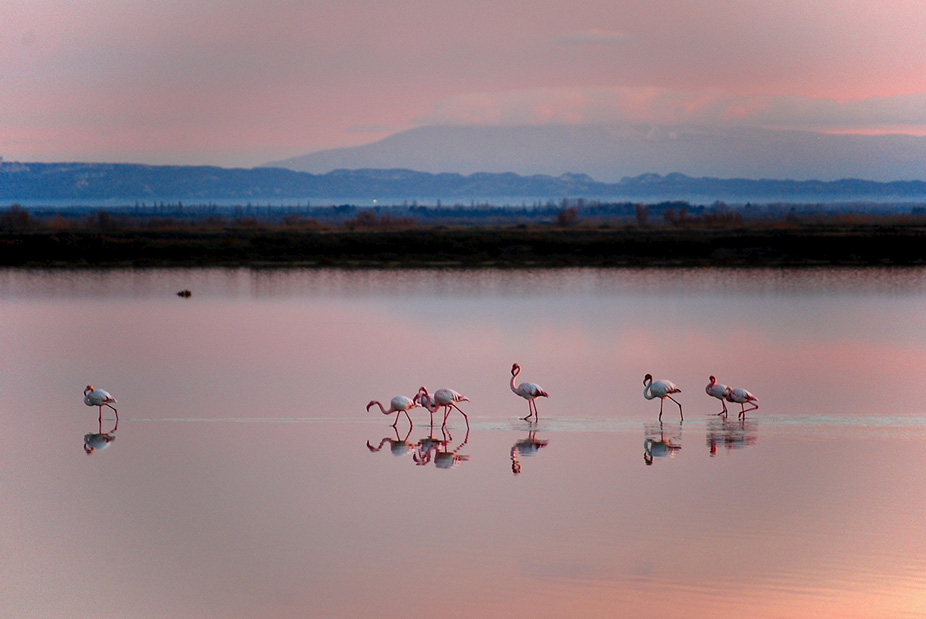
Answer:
[264,124,926,183]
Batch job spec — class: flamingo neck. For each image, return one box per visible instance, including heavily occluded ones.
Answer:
[643,380,654,400]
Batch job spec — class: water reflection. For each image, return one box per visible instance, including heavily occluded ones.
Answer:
[366,424,471,470]
[414,426,470,469]
[83,416,118,455]
[510,429,548,475]
[366,425,416,458]
[706,418,758,456]
[643,421,682,465]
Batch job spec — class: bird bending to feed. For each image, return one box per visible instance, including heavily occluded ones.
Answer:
[366,395,419,427]
[415,386,470,429]
[725,386,758,419]
[510,363,548,421]
[84,385,118,421]
[705,375,730,416]
[643,374,683,421]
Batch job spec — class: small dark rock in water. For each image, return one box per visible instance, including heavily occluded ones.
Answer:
[177,289,192,298]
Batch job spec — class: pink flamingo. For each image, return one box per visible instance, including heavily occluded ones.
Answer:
[725,386,759,419]
[643,374,682,421]
[510,363,548,421]
[366,395,419,427]
[84,385,118,421]
[705,375,730,416]
[415,386,470,429]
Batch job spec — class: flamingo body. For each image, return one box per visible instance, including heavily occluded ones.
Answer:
[83,385,118,420]
[510,363,548,421]
[643,374,683,421]
[725,387,759,418]
[366,395,419,427]
[416,387,470,429]
[705,375,730,416]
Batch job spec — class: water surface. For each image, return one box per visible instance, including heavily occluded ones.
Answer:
[2,267,925,618]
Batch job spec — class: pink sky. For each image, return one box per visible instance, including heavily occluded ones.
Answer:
[3,0,926,168]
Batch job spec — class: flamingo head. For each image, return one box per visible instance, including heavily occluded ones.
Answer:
[643,374,653,385]
[84,385,94,395]
[511,363,521,376]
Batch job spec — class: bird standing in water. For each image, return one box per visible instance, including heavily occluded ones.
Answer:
[510,363,548,421]
[725,386,759,419]
[705,375,730,416]
[84,385,118,421]
[415,386,470,429]
[643,374,682,421]
[366,395,420,427]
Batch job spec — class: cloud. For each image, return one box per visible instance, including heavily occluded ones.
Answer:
[554,29,632,46]
[416,87,926,134]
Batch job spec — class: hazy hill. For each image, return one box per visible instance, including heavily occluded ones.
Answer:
[4,162,926,204]
[265,124,926,183]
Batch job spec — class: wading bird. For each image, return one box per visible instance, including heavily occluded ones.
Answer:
[510,363,548,421]
[725,386,759,419]
[415,386,470,429]
[643,374,682,421]
[705,375,731,416]
[84,385,118,421]
[366,395,420,428]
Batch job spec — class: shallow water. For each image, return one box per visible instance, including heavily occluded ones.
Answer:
[2,267,926,618]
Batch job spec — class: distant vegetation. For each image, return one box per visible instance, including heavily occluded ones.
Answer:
[4,162,926,202]
[3,201,926,268]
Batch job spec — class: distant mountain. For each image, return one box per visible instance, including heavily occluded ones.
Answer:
[265,124,926,183]
[3,162,926,204]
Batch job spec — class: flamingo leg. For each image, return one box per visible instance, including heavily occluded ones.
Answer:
[668,396,683,421]
[403,409,413,426]
[522,402,533,421]
[450,404,470,429]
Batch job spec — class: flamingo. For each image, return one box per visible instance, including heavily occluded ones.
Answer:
[705,375,731,416]
[643,374,682,421]
[510,363,548,421]
[366,395,419,427]
[84,385,118,421]
[415,386,470,429]
[725,386,759,419]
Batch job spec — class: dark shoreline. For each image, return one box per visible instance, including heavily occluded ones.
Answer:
[3,224,926,268]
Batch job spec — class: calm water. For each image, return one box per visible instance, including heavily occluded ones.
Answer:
[2,267,926,618]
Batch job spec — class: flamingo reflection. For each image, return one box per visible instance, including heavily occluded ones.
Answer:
[84,385,118,422]
[414,426,470,469]
[707,418,758,455]
[84,415,118,455]
[415,386,470,430]
[643,422,682,465]
[510,430,548,475]
[366,394,420,428]
[366,425,416,458]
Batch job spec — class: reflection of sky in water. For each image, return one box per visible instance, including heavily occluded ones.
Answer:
[3,268,926,617]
